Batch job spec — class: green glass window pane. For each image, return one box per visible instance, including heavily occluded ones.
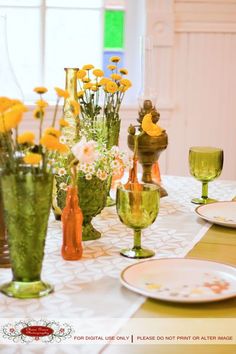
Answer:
[104,10,125,49]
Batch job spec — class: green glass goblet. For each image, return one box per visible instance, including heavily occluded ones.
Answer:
[189,146,223,204]
[116,184,160,259]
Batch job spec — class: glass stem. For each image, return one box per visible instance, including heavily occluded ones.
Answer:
[202,182,208,200]
[133,229,141,250]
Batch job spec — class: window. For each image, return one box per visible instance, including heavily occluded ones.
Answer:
[0,0,145,104]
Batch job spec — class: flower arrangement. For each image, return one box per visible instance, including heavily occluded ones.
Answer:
[0,87,71,172]
[54,136,128,208]
[76,56,132,142]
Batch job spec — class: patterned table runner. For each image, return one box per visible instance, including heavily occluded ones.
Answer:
[1,176,236,353]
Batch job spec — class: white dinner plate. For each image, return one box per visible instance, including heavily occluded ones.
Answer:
[195,201,236,228]
[120,258,236,303]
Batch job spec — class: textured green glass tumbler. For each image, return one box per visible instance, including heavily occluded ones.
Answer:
[0,171,53,299]
[116,184,160,259]
[189,146,224,204]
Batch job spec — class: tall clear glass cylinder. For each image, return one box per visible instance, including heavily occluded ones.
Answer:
[138,36,157,105]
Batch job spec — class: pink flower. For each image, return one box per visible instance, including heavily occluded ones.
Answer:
[71,137,98,164]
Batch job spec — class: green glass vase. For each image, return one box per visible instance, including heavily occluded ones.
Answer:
[53,174,107,241]
[0,170,53,299]
[78,176,107,241]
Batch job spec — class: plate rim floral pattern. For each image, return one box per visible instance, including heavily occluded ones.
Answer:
[120,258,236,303]
[195,201,236,228]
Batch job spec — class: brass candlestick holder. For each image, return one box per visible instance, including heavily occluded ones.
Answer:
[127,99,168,197]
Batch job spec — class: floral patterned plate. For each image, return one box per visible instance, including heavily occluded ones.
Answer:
[195,201,236,228]
[120,258,236,303]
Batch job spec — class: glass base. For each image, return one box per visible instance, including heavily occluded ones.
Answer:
[120,247,155,259]
[106,195,116,207]
[0,280,54,299]
[82,222,101,241]
[191,197,217,205]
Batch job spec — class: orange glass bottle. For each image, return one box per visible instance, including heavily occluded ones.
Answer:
[61,186,83,260]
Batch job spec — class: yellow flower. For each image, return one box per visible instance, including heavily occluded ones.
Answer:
[43,127,61,138]
[40,134,60,151]
[83,82,93,90]
[17,131,35,145]
[105,81,118,94]
[0,97,25,113]
[82,64,94,70]
[54,87,69,99]
[33,86,48,94]
[11,99,23,106]
[110,73,122,81]
[107,64,116,71]
[0,104,27,133]
[82,77,90,83]
[59,118,69,127]
[91,86,98,92]
[120,78,132,88]
[23,153,42,165]
[92,69,104,77]
[70,100,80,116]
[99,77,110,86]
[0,97,13,112]
[36,99,48,108]
[119,68,128,75]
[77,90,84,98]
[110,56,120,63]
[119,86,128,93]
[56,143,69,154]
[77,70,87,79]
[33,107,44,120]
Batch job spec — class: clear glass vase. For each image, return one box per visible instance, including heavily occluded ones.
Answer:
[0,169,53,299]
[63,67,79,144]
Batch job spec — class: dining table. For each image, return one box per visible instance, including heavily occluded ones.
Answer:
[0,175,236,354]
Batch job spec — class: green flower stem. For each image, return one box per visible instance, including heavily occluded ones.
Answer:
[133,229,141,249]
[202,182,208,200]
[39,93,43,140]
[52,97,60,128]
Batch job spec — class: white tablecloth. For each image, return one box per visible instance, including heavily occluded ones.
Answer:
[1,176,236,353]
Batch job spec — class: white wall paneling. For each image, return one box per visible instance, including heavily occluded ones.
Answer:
[145,0,236,179]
